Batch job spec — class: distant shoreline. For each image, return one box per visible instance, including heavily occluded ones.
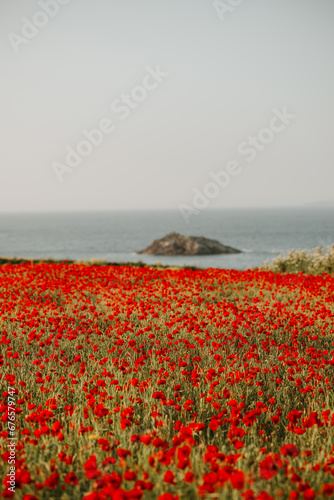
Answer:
[0,256,200,271]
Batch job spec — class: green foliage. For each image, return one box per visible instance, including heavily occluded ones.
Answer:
[262,245,334,275]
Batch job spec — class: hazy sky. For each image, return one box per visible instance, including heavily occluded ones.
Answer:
[1,0,334,212]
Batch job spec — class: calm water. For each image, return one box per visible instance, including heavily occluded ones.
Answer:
[0,208,333,270]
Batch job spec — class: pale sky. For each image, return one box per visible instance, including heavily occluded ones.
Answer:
[1,0,334,212]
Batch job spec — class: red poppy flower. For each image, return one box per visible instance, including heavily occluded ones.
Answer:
[163,471,176,485]
[280,444,298,457]
[230,470,245,490]
[286,410,302,424]
[64,472,79,485]
[259,455,283,480]
[44,472,59,489]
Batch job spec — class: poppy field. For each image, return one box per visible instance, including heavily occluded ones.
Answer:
[1,262,334,500]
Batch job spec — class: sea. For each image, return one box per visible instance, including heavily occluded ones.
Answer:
[0,208,333,270]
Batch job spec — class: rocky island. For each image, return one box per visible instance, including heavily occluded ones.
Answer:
[137,232,241,256]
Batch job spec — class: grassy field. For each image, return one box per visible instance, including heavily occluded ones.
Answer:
[1,261,334,499]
